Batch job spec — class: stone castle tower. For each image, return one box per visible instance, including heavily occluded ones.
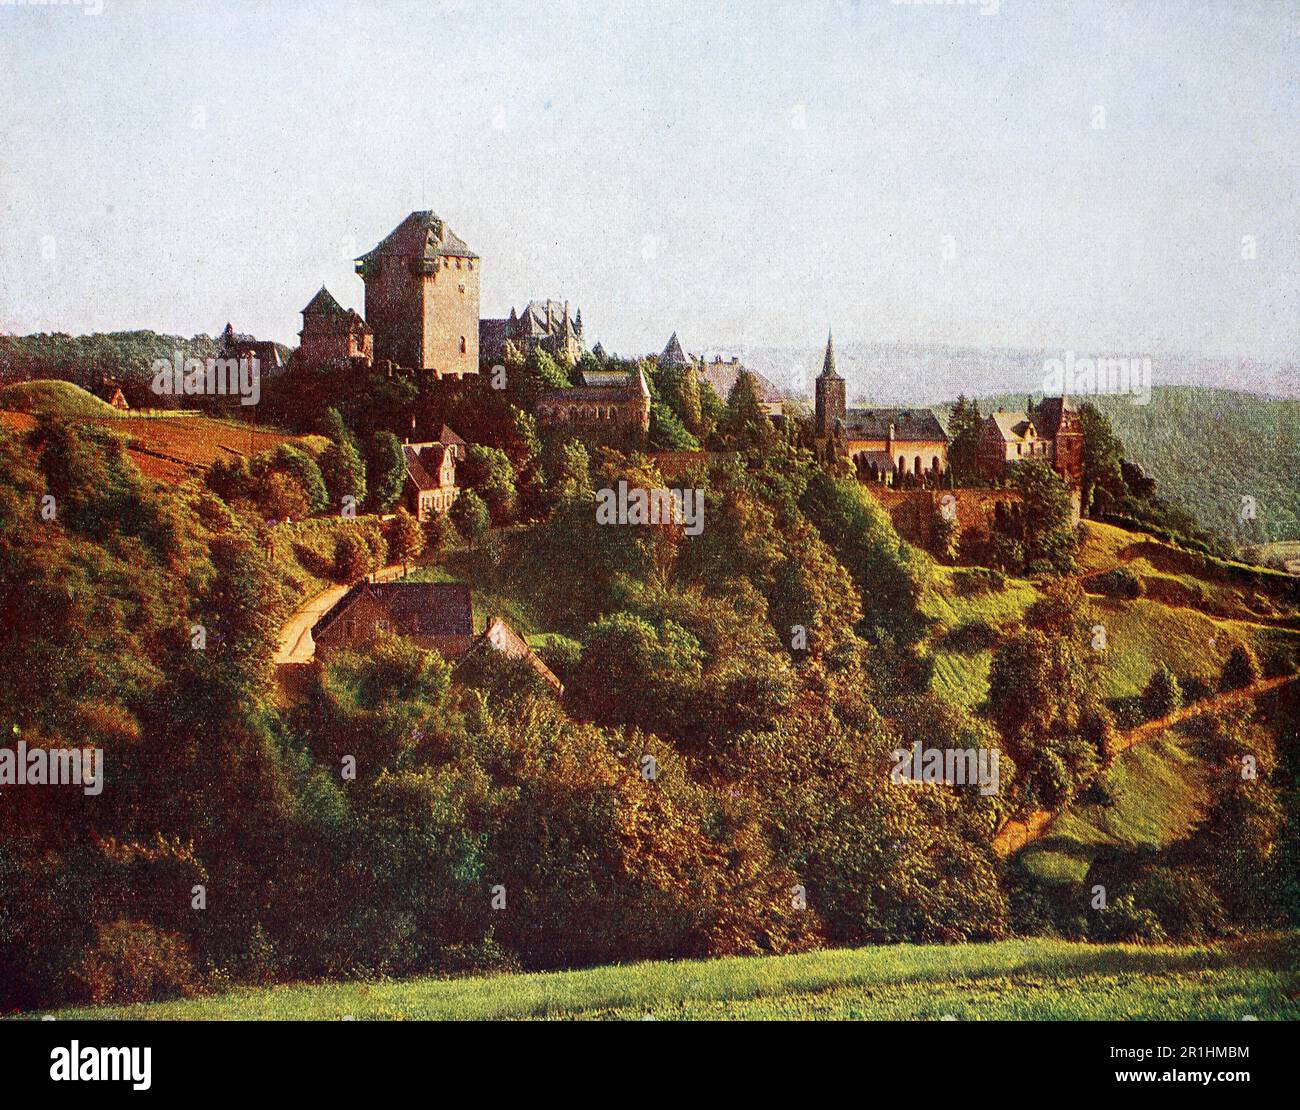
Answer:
[814,330,845,437]
[355,211,480,379]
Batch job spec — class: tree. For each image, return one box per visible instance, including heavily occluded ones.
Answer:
[1142,663,1182,719]
[363,431,406,513]
[258,445,327,515]
[386,508,425,573]
[1078,402,1124,514]
[648,400,699,450]
[461,444,517,524]
[451,488,490,546]
[1004,460,1078,573]
[1221,644,1260,691]
[719,371,775,450]
[319,439,367,512]
[333,531,375,584]
[946,395,983,483]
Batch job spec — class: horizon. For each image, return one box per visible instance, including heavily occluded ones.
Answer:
[1,1,1297,371]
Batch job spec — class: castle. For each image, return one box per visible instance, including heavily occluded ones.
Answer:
[658,332,785,420]
[976,398,1083,487]
[480,299,586,365]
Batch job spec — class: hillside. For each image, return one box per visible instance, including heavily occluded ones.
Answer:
[39,934,1299,1021]
[0,379,124,418]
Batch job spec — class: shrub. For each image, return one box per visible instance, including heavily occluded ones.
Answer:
[334,531,375,584]
[71,920,199,1005]
[953,567,1007,596]
[1141,663,1182,719]
[1093,567,1143,599]
[1220,644,1260,691]
[943,619,1000,654]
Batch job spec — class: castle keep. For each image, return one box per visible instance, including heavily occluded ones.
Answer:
[354,211,480,379]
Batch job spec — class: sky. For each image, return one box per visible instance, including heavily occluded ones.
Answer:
[0,0,1296,363]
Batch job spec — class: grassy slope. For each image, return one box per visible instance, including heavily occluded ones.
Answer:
[1019,729,1211,883]
[39,935,1298,1021]
[0,379,122,417]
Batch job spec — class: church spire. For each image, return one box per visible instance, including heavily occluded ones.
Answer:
[820,329,840,379]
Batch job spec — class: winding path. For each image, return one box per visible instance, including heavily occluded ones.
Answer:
[992,672,1298,857]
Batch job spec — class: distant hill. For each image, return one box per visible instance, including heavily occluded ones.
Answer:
[942,387,1299,546]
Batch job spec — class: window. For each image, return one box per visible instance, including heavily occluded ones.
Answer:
[460,336,467,353]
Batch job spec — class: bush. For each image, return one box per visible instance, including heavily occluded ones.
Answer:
[71,920,199,1005]
[334,531,376,584]
[953,568,1007,596]
[943,619,1000,654]
[1093,567,1143,599]
[1220,644,1260,691]
[1141,663,1182,719]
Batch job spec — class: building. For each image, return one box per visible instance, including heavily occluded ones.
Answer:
[480,299,585,365]
[312,582,475,658]
[402,428,464,522]
[460,616,564,694]
[658,332,784,419]
[355,211,480,379]
[217,322,283,374]
[976,396,1084,487]
[535,365,651,436]
[297,286,373,371]
[99,377,130,411]
[814,332,948,484]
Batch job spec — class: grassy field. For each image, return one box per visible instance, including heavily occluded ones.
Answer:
[36,935,1298,1021]
[0,378,126,417]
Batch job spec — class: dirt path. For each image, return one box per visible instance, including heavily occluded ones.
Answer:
[993,672,1297,857]
[274,563,409,664]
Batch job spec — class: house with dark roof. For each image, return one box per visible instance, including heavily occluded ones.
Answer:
[480,298,585,365]
[656,332,784,419]
[297,286,373,371]
[312,582,475,658]
[355,211,480,379]
[976,396,1083,487]
[814,331,948,484]
[402,428,464,522]
[217,323,283,375]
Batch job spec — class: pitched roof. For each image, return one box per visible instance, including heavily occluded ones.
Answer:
[312,582,473,640]
[462,617,564,693]
[357,210,478,262]
[403,441,455,490]
[659,332,690,366]
[696,359,784,406]
[986,411,1037,442]
[302,286,345,316]
[539,367,649,404]
[843,407,948,442]
[1031,395,1076,436]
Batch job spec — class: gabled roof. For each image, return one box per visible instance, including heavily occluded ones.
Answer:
[302,286,345,316]
[659,332,690,366]
[312,582,473,640]
[696,359,784,406]
[539,367,649,404]
[403,441,455,490]
[844,407,948,443]
[461,616,564,693]
[357,210,478,262]
[1031,395,1076,436]
[986,411,1037,442]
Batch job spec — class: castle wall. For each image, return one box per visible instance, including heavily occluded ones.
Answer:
[421,256,479,378]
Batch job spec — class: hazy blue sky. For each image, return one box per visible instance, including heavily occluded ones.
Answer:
[1,0,1295,360]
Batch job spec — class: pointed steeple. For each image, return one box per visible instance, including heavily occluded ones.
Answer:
[303,286,345,316]
[820,329,841,379]
[574,308,583,336]
[660,331,689,366]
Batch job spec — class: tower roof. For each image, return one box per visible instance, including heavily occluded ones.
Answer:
[660,331,690,366]
[820,330,841,379]
[302,286,345,316]
[357,211,478,263]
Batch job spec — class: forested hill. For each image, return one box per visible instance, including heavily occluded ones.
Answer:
[0,330,293,401]
[942,387,1299,546]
